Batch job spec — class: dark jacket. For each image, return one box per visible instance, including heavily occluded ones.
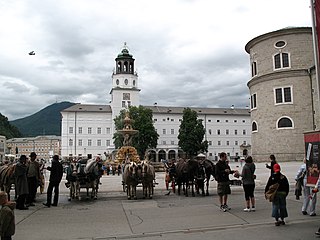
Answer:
[241,162,255,185]
[47,160,63,184]
[265,173,289,196]
[215,160,234,183]
[14,162,29,195]
[0,202,15,238]
[266,160,277,175]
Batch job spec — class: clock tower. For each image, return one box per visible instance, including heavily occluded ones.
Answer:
[110,43,140,120]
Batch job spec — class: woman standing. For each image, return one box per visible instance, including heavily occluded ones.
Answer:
[240,156,256,212]
[265,164,289,226]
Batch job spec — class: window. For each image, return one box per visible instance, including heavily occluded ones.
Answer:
[124,79,128,85]
[251,61,257,77]
[234,120,237,123]
[69,139,73,146]
[208,119,211,122]
[116,79,119,85]
[78,139,82,146]
[123,93,130,100]
[226,141,229,146]
[243,141,247,145]
[242,120,246,123]
[69,127,73,134]
[163,119,166,121]
[97,140,101,146]
[154,119,157,122]
[106,140,110,146]
[217,129,221,135]
[274,87,292,104]
[252,122,258,132]
[162,141,166,145]
[275,40,286,48]
[251,93,257,109]
[171,119,174,122]
[97,127,102,134]
[235,130,238,135]
[122,101,126,107]
[88,139,92,146]
[78,127,82,134]
[209,141,212,146]
[209,129,212,135]
[88,127,92,134]
[274,52,290,69]
[217,120,220,123]
[225,120,229,123]
[106,128,111,134]
[235,141,238,146]
[218,141,221,146]
[277,117,293,129]
[243,130,246,135]
[127,101,131,107]
[226,129,229,135]
[171,129,174,134]
[163,129,166,134]
[171,141,174,145]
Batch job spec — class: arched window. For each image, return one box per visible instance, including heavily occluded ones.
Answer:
[277,117,293,129]
[252,121,258,132]
[274,52,290,69]
[117,62,122,72]
[124,61,128,72]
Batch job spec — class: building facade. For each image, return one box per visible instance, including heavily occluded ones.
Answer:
[245,27,319,161]
[7,135,61,159]
[0,135,5,162]
[61,45,251,161]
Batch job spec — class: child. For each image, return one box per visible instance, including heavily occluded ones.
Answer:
[0,191,15,240]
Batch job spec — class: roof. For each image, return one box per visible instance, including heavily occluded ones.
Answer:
[61,104,250,116]
[61,104,112,113]
[7,135,61,142]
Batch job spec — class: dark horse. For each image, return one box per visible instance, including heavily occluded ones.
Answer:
[0,163,16,201]
[196,159,216,196]
[176,158,199,197]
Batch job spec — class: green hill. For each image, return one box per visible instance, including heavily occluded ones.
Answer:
[0,113,22,139]
[10,101,76,137]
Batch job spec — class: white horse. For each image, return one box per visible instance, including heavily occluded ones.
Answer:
[123,162,138,200]
[140,161,155,199]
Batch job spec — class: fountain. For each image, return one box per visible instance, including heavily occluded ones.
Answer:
[115,111,140,163]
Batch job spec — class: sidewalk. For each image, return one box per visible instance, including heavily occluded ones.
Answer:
[13,161,319,240]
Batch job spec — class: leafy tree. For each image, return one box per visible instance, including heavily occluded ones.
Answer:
[178,108,208,158]
[0,113,22,139]
[113,106,159,159]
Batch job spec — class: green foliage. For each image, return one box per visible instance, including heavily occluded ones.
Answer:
[10,101,75,137]
[113,106,159,159]
[0,113,22,139]
[178,108,208,158]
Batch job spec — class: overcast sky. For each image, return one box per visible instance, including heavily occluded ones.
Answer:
[0,0,312,120]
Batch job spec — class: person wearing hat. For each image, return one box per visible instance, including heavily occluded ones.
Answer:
[26,152,40,206]
[265,163,289,226]
[0,191,15,240]
[14,155,29,210]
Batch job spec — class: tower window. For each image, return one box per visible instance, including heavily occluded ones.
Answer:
[116,79,119,85]
[274,87,292,104]
[252,122,258,132]
[274,52,290,69]
[124,79,128,85]
[251,61,257,77]
[277,117,293,129]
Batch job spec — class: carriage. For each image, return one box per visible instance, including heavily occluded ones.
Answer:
[65,158,101,201]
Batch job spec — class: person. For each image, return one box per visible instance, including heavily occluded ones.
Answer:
[266,154,277,176]
[265,163,289,226]
[215,152,236,212]
[295,159,316,216]
[0,191,15,240]
[43,155,63,208]
[240,156,256,212]
[14,155,29,210]
[26,152,40,206]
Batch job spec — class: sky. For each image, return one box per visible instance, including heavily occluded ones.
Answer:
[0,0,312,120]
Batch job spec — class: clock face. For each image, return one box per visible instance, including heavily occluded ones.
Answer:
[123,93,130,100]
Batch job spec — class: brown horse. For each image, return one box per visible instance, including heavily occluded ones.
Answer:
[0,163,16,201]
[176,158,198,197]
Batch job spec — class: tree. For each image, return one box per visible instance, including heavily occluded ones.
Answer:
[178,108,208,158]
[113,106,159,159]
[0,113,22,139]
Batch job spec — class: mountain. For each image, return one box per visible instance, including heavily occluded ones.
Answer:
[10,101,76,137]
[0,113,22,139]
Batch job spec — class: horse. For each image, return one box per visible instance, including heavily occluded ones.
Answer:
[140,161,155,199]
[123,162,139,200]
[0,163,16,201]
[176,158,198,197]
[195,159,216,196]
[65,161,78,201]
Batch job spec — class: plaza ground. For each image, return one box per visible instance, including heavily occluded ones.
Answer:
[12,161,320,240]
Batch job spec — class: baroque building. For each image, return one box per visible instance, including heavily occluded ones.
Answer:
[61,44,251,161]
[246,27,320,162]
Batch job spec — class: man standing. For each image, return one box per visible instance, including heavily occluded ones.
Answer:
[14,155,29,210]
[0,191,15,240]
[43,155,63,208]
[215,152,236,212]
[26,152,40,206]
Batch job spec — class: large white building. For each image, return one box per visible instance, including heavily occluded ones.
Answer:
[61,45,251,161]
